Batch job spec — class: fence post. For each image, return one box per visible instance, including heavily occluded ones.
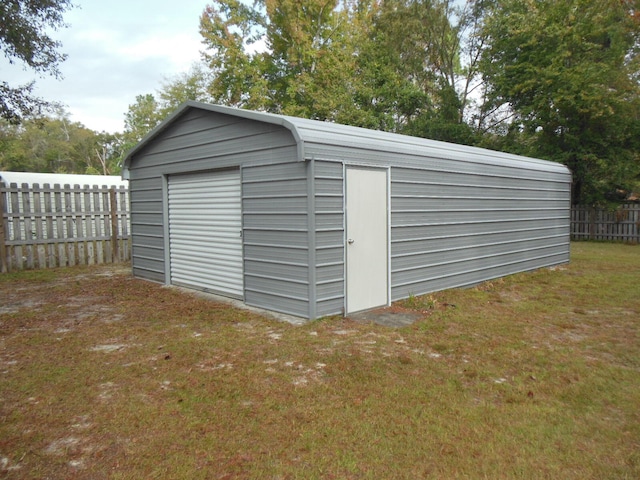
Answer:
[0,185,7,273]
[109,188,119,262]
[589,206,596,240]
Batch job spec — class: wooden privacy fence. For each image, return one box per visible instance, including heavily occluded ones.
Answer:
[0,182,130,272]
[571,204,640,243]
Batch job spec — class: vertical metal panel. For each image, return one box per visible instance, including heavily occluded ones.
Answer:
[242,162,310,317]
[307,158,317,320]
[168,170,243,298]
[313,161,345,317]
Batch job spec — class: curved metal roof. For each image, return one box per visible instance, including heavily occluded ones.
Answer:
[123,101,570,176]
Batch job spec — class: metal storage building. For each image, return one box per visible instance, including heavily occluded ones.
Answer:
[123,101,571,320]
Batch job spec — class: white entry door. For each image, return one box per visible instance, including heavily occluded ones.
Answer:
[345,167,389,313]
[168,170,243,298]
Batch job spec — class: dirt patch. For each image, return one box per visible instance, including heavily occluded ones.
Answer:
[90,344,127,352]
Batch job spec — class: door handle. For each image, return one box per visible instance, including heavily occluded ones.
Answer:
[348,239,355,245]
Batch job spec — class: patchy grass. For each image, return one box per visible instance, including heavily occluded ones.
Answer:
[0,242,638,479]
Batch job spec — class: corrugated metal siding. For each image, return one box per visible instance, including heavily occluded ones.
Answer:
[242,162,310,317]
[389,165,570,300]
[299,125,569,307]
[313,161,345,317]
[299,156,569,311]
[127,109,298,286]
[129,177,165,282]
[168,170,243,298]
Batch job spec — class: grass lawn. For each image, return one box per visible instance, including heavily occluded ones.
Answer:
[0,242,638,479]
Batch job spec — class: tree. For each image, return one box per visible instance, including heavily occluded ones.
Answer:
[347,0,434,132]
[158,64,213,113]
[0,0,74,123]
[89,131,125,175]
[122,94,163,146]
[200,0,362,120]
[121,66,212,147]
[0,110,121,174]
[367,0,485,143]
[480,0,640,204]
[199,0,488,142]
[199,0,271,110]
[199,1,422,126]
[197,0,639,201]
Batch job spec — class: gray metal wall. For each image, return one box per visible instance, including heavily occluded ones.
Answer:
[388,164,570,300]
[302,142,570,309]
[242,162,310,317]
[242,160,345,318]
[127,109,299,286]
[312,161,345,317]
[241,159,345,319]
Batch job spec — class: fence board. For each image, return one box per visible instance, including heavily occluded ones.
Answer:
[33,186,45,267]
[1,182,130,272]
[571,204,640,243]
[0,185,6,270]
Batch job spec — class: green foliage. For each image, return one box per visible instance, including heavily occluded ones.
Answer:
[158,65,213,113]
[122,94,163,148]
[0,111,123,174]
[0,0,74,123]
[402,292,439,311]
[480,0,640,204]
[199,0,362,119]
[199,0,270,109]
[198,0,486,141]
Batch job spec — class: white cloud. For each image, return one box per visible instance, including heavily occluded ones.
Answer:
[118,33,202,71]
[1,0,207,133]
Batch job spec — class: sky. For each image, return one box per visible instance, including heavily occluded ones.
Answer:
[3,1,208,133]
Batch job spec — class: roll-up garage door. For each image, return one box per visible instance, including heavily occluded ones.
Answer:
[168,170,243,298]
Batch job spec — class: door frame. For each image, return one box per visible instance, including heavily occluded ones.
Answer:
[343,164,391,314]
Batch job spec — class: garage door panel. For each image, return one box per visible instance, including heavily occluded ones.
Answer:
[170,240,242,252]
[169,227,240,237]
[169,220,240,229]
[170,253,243,269]
[168,170,243,298]
[172,262,243,280]
[170,242,242,255]
[170,199,240,207]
